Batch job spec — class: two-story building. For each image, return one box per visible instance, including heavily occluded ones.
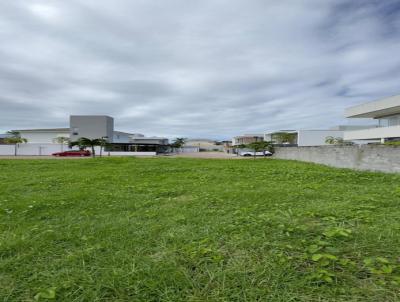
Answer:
[344,94,400,143]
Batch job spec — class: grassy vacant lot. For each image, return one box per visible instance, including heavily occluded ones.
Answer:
[0,158,400,301]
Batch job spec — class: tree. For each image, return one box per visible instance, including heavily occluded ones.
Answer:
[98,138,109,157]
[247,141,273,159]
[325,136,353,146]
[70,137,103,158]
[325,136,336,145]
[4,131,27,156]
[53,136,70,152]
[171,138,186,153]
[272,132,297,144]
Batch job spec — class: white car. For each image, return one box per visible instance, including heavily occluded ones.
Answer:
[239,150,272,157]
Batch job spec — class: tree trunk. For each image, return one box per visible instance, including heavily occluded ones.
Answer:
[100,145,103,157]
[91,146,95,158]
[14,144,17,156]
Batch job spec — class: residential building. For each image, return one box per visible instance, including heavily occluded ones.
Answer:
[264,129,346,146]
[232,134,264,146]
[70,115,114,142]
[344,94,400,143]
[5,115,169,155]
[184,139,224,151]
[15,128,70,144]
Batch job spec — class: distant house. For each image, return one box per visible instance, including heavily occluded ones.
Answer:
[344,94,400,143]
[232,134,264,146]
[264,129,344,146]
[264,125,375,147]
[184,139,223,151]
[3,115,169,155]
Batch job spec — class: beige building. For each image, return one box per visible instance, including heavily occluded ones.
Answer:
[184,139,223,151]
[232,134,264,146]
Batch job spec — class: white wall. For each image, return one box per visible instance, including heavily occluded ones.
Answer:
[344,125,400,140]
[20,132,70,144]
[0,143,69,156]
[0,144,157,156]
[112,132,131,143]
[297,130,344,146]
[107,151,156,156]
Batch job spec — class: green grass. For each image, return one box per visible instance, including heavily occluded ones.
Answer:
[1,157,400,301]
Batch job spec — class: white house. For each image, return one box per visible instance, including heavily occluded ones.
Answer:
[344,94,400,143]
[1,115,169,156]
[16,128,70,144]
[264,129,344,146]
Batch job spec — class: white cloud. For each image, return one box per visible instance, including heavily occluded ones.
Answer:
[1,0,400,138]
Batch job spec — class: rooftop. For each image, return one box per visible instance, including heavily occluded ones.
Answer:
[12,128,70,133]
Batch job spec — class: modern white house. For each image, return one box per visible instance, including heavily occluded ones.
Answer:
[232,134,264,146]
[264,129,345,146]
[344,94,400,143]
[1,115,169,156]
[264,125,374,147]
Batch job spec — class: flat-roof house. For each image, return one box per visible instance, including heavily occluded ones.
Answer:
[232,134,264,146]
[184,139,224,151]
[344,94,400,143]
[8,115,169,155]
[264,129,346,146]
[14,128,70,144]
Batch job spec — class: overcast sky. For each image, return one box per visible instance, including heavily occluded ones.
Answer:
[1,0,400,138]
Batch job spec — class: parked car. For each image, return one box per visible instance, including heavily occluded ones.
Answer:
[52,150,91,157]
[239,150,272,157]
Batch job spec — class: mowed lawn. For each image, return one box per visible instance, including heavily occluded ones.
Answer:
[1,158,400,301]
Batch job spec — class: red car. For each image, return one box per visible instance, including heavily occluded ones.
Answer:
[52,150,91,157]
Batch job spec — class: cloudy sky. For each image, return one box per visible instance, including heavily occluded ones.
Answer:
[1,0,400,138]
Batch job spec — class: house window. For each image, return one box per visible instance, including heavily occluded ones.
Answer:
[72,128,79,135]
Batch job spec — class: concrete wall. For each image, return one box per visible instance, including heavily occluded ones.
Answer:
[274,145,400,173]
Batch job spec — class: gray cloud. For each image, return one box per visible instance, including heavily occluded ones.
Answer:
[1,0,400,138]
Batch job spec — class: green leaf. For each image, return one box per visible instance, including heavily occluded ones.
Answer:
[323,254,338,261]
[381,265,393,274]
[311,254,323,261]
[307,245,321,253]
[34,287,56,300]
[376,257,389,264]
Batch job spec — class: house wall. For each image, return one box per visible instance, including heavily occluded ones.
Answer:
[70,115,114,142]
[297,130,344,146]
[0,144,71,156]
[0,144,156,156]
[113,132,131,143]
[274,145,400,173]
[19,131,70,144]
[344,125,400,140]
[185,140,223,151]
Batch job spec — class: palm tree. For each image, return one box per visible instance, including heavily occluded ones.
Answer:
[325,136,336,145]
[171,138,186,153]
[70,137,103,158]
[98,137,109,157]
[53,136,70,152]
[4,131,27,156]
